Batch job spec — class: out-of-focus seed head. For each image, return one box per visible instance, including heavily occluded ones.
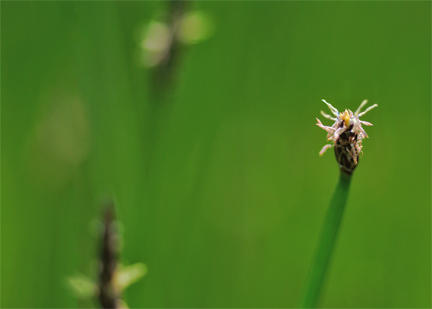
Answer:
[316,99,377,175]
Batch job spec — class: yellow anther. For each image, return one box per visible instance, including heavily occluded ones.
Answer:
[340,110,350,127]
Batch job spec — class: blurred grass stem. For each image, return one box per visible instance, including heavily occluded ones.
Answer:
[99,204,119,309]
[302,171,352,308]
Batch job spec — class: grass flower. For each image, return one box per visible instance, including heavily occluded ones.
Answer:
[67,204,147,309]
[316,99,377,174]
[302,99,378,308]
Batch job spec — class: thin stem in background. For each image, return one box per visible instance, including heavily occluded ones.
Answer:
[302,171,352,308]
[99,203,119,309]
[151,0,189,101]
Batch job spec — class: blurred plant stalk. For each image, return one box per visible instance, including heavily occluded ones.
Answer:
[68,203,146,308]
[139,1,212,99]
[98,204,120,308]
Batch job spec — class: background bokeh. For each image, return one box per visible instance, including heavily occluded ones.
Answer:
[1,1,430,308]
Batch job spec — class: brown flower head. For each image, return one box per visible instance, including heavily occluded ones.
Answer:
[316,99,377,174]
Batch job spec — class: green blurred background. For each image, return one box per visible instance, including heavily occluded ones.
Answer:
[1,1,430,308]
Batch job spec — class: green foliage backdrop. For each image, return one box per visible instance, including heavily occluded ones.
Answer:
[1,1,430,308]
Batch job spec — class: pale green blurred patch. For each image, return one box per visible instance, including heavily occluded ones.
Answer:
[116,263,148,293]
[67,274,97,299]
[177,11,213,45]
[67,263,147,301]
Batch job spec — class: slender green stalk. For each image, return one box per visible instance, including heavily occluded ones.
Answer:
[302,171,352,308]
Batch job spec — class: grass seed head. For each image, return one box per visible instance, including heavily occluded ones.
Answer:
[316,99,377,174]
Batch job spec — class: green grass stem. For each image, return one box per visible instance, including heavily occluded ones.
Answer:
[302,171,352,308]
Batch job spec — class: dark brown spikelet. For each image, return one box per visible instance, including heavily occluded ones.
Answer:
[98,203,119,309]
[334,126,361,175]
